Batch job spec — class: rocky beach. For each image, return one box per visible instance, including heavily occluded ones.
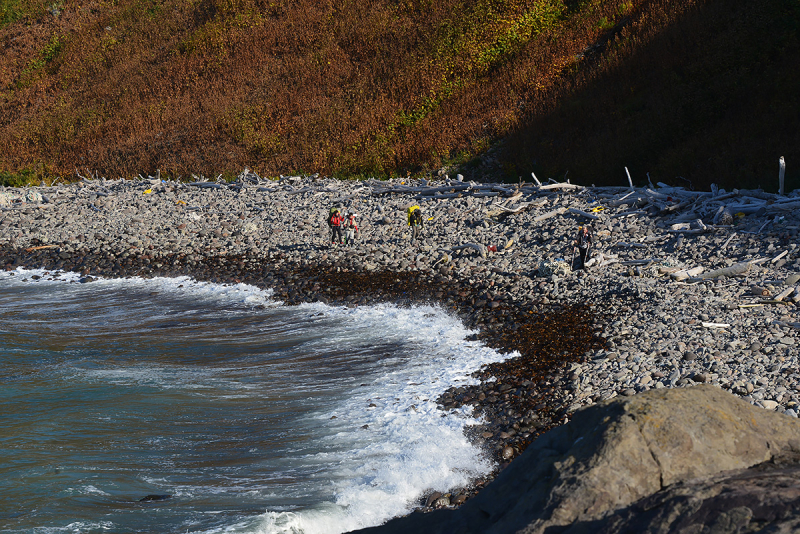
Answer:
[2,172,799,517]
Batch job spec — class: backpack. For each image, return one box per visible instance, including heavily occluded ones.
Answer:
[328,208,339,227]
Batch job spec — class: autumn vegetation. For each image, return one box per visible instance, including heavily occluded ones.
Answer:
[1,0,798,191]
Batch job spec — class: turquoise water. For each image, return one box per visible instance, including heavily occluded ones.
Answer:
[0,269,510,534]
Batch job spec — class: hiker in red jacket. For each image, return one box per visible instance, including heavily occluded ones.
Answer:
[328,208,345,244]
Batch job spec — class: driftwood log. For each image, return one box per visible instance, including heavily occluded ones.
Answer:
[533,207,568,223]
[687,258,767,282]
[774,286,796,302]
[568,208,600,220]
[670,266,704,281]
[486,198,547,220]
[538,183,583,192]
[448,243,487,259]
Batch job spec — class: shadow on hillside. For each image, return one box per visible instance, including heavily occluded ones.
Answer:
[500,0,800,192]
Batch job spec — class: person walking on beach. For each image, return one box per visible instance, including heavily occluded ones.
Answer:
[407,205,423,241]
[328,207,344,245]
[574,225,593,270]
[343,212,359,244]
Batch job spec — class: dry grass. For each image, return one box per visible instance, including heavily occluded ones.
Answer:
[0,0,798,190]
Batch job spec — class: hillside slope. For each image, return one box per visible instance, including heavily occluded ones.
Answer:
[1,0,798,190]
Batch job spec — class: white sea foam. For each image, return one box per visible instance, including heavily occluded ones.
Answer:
[0,267,275,308]
[0,267,82,284]
[203,303,514,534]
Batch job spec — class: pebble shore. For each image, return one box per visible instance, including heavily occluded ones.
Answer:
[2,174,799,510]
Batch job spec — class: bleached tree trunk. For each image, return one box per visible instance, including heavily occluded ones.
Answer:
[779,156,786,196]
[689,260,758,281]
[450,243,487,259]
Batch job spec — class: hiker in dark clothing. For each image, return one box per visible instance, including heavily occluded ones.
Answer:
[328,208,344,244]
[574,225,593,270]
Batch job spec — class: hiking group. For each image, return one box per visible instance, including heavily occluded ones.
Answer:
[326,203,594,272]
[328,207,359,245]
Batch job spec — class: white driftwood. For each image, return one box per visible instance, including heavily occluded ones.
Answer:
[768,201,800,212]
[486,199,544,219]
[597,252,619,268]
[775,286,796,302]
[659,200,692,215]
[702,322,730,328]
[533,207,568,222]
[607,192,648,207]
[779,156,786,196]
[506,190,523,202]
[450,243,487,259]
[721,233,737,250]
[568,208,599,220]
[670,266,704,281]
[771,250,788,263]
[643,188,670,200]
[538,183,583,191]
[612,210,646,219]
[584,252,618,268]
[625,167,634,189]
[530,172,542,186]
[771,195,800,205]
[417,192,465,200]
[688,259,764,282]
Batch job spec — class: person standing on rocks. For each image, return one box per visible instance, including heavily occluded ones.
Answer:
[328,207,344,245]
[574,225,593,270]
[407,205,423,241]
[343,212,359,245]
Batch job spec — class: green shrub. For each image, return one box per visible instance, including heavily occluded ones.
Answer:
[0,170,36,187]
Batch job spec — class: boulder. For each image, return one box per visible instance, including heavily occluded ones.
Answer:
[564,454,800,533]
[353,386,800,534]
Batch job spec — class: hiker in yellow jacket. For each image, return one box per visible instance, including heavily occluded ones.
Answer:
[407,205,423,241]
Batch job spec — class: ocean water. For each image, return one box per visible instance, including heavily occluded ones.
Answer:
[0,268,513,534]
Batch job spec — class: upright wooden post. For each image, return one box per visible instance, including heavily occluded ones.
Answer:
[779,156,785,196]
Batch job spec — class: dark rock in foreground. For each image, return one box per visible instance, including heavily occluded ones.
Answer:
[138,494,171,502]
[353,385,800,534]
[568,458,800,533]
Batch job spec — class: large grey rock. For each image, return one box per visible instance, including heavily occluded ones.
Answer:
[353,386,800,534]
[564,454,800,533]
